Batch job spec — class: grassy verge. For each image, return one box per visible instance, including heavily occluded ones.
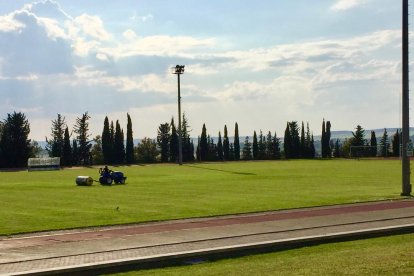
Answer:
[0,159,403,235]
[114,233,414,275]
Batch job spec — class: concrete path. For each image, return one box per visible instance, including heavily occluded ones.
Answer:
[1,199,414,275]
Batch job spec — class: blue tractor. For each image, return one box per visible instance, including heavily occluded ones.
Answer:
[99,166,127,185]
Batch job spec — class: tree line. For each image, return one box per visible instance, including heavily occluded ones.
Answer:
[334,125,402,158]
[0,110,404,168]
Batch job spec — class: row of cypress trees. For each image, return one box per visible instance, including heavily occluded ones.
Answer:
[196,123,241,161]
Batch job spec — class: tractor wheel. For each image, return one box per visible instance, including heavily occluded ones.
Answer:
[106,177,113,185]
[120,178,125,184]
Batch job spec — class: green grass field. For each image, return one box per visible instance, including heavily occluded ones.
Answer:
[114,233,414,275]
[0,159,405,235]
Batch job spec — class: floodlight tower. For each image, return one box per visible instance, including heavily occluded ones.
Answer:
[172,65,185,165]
[402,0,411,196]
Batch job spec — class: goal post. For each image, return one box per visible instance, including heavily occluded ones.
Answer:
[28,157,60,171]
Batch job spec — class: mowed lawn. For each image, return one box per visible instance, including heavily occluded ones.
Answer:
[0,159,404,235]
[115,233,414,276]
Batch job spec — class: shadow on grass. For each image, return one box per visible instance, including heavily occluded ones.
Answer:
[185,165,256,176]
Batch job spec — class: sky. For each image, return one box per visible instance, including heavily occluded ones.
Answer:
[0,0,411,141]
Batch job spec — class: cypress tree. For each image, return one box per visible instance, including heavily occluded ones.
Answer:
[258,130,266,159]
[170,118,178,162]
[321,119,326,158]
[300,121,306,158]
[305,122,312,158]
[114,120,125,164]
[229,143,235,161]
[62,126,72,166]
[266,131,272,159]
[326,121,332,158]
[234,122,240,160]
[72,140,78,166]
[270,131,281,159]
[242,136,252,160]
[370,131,377,157]
[284,123,291,159]
[196,136,201,161]
[380,129,389,157]
[217,131,223,161]
[310,134,316,158]
[207,136,217,161]
[292,122,301,158]
[223,125,230,160]
[181,114,194,162]
[110,121,115,163]
[252,131,258,160]
[126,114,134,164]
[392,130,400,157]
[102,116,111,164]
[200,123,208,161]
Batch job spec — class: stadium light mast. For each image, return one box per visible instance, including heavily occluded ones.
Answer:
[172,65,185,165]
[402,0,411,196]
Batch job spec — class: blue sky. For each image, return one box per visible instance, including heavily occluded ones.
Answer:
[0,0,409,140]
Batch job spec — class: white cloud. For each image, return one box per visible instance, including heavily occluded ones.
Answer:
[129,12,154,22]
[101,35,216,59]
[0,13,25,32]
[122,29,137,41]
[69,14,111,41]
[331,0,370,12]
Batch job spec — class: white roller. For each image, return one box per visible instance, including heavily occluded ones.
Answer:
[76,176,93,186]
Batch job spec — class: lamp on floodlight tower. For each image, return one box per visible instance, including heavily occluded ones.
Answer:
[402,0,411,196]
[172,65,185,165]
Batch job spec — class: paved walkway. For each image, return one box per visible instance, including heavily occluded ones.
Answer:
[1,199,414,275]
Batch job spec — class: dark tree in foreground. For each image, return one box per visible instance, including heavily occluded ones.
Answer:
[46,114,66,158]
[217,131,223,161]
[102,116,112,164]
[223,125,230,160]
[0,112,32,168]
[181,114,194,162]
[126,113,134,164]
[370,131,377,157]
[300,121,306,158]
[252,131,258,160]
[392,130,401,157]
[199,123,208,161]
[242,136,252,160]
[113,120,125,164]
[321,119,331,158]
[73,112,92,165]
[380,129,389,157]
[157,122,171,162]
[284,123,291,158]
[234,122,240,160]
[62,126,72,166]
[284,121,300,159]
[169,118,178,163]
